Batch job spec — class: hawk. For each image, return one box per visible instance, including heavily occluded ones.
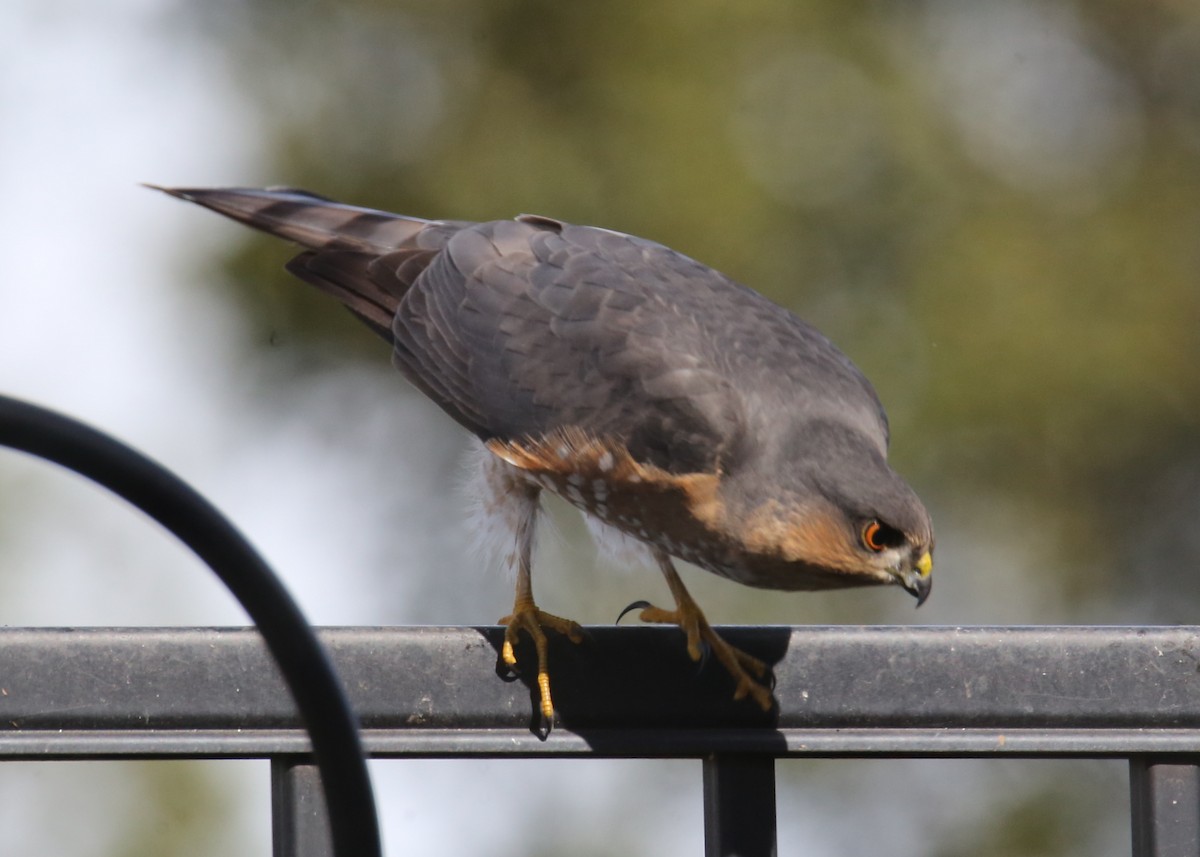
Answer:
[153,186,934,719]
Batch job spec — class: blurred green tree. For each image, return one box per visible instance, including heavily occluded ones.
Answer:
[163,2,1200,853]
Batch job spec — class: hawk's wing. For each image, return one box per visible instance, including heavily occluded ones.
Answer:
[393,216,889,473]
[156,188,887,475]
[392,216,752,474]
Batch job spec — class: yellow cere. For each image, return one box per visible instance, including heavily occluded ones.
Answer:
[916,551,933,577]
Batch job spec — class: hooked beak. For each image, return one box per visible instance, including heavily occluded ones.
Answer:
[899,550,933,607]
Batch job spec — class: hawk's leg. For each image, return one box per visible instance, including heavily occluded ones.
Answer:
[636,548,774,711]
[494,481,583,720]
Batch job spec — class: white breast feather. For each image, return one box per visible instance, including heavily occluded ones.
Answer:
[459,440,541,579]
[583,512,657,573]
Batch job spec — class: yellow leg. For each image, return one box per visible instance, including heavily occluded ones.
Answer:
[498,590,584,720]
[496,494,583,720]
[637,550,773,711]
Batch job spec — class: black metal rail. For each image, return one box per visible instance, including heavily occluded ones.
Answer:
[0,394,381,857]
[0,625,1198,856]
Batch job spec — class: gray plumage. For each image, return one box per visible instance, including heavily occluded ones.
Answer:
[154,184,938,716]
[153,185,932,598]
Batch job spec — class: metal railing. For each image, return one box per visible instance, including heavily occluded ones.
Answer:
[3,394,1198,857]
[2,624,1198,856]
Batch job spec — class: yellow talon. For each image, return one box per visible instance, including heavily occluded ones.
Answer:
[637,601,773,711]
[642,551,775,711]
[499,602,583,720]
[537,671,554,720]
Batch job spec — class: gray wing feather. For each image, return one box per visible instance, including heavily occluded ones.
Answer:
[154,186,887,473]
[396,220,753,472]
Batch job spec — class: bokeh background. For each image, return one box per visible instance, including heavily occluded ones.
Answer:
[3,0,1199,854]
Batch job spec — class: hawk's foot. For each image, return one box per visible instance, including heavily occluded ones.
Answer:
[499,600,584,720]
[636,602,773,711]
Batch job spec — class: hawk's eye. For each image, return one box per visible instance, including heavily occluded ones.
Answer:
[861,519,901,552]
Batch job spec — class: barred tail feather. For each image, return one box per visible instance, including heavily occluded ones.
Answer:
[146,185,429,255]
[150,185,446,345]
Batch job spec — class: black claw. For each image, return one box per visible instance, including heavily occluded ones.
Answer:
[694,639,712,673]
[535,711,552,740]
[494,654,520,682]
[616,600,653,624]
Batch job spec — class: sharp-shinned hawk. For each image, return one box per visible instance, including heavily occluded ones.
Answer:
[153,186,934,719]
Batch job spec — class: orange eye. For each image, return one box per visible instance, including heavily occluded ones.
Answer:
[862,520,886,552]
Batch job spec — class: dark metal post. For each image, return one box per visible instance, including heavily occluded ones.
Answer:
[1131,757,1200,857]
[703,754,777,857]
[273,757,334,857]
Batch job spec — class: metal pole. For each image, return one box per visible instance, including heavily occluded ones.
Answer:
[703,754,777,857]
[0,395,381,857]
[1131,757,1200,857]
[273,757,334,857]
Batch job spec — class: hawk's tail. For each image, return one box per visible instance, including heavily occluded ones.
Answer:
[148,185,440,342]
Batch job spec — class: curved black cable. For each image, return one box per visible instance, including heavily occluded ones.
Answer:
[0,394,382,857]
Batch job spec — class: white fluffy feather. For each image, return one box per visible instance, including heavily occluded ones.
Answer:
[461,438,654,579]
[583,512,657,573]
[459,439,542,579]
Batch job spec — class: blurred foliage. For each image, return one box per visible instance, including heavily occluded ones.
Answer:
[162,1,1200,853]
[111,762,244,857]
[930,780,1105,857]
[173,0,1200,615]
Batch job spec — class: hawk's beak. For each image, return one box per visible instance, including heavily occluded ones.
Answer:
[899,551,933,607]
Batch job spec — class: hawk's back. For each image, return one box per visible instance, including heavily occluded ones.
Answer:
[158,188,890,479]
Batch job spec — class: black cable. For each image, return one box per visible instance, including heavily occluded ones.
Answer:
[0,394,382,857]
